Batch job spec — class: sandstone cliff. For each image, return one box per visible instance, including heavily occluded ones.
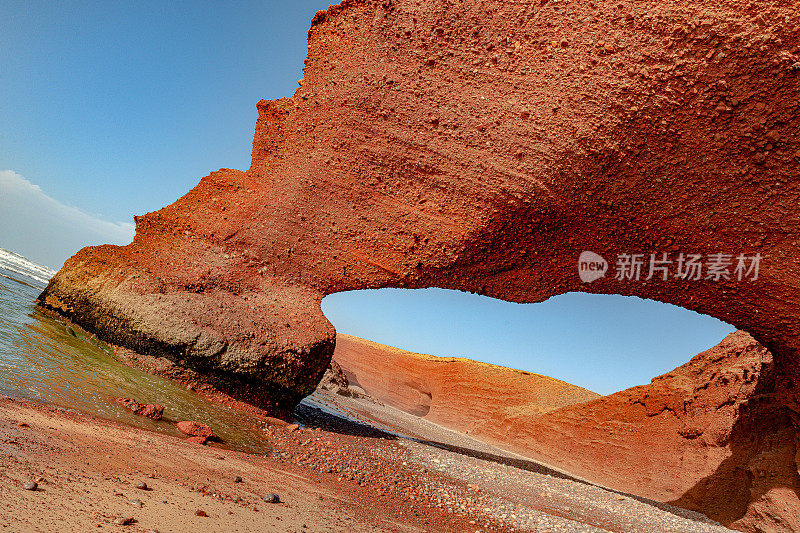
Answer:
[336,331,799,532]
[37,0,800,528]
[498,331,797,533]
[333,333,600,430]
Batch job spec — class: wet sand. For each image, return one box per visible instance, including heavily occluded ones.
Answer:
[0,396,482,532]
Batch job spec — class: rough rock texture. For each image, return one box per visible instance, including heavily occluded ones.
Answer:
[114,398,164,421]
[519,331,799,533]
[36,0,800,528]
[176,421,217,440]
[317,359,351,395]
[333,333,600,426]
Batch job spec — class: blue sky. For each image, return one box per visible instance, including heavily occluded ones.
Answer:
[1,0,331,266]
[0,1,735,393]
[323,289,734,395]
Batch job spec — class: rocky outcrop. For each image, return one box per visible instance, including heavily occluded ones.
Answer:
[518,331,799,533]
[334,333,599,428]
[176,421,217,441]
[36,0,800,527]
[40,0,800,414]
[40,0,800,412]
[317,359,352,395]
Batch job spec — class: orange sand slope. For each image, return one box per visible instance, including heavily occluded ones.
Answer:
[333,333,600,439]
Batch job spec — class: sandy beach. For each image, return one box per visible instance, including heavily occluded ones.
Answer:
[0,396,482,532]
[0,390,734,532]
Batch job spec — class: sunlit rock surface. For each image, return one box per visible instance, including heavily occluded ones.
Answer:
[39,0,800,528]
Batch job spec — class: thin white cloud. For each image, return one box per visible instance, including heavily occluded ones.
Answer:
[0,170,135,269]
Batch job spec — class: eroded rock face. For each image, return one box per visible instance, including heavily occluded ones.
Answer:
[333,333,600,423]
[40,0,800,412]
[502,331,799,533]
[334,331,800,532]
[38,0,799,526]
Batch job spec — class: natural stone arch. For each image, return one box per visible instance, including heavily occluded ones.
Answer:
[38,0,799,529]
[41,0,800,412]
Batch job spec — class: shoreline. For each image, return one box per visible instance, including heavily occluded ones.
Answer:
[34,303,289,422]
[0,392,733,532]
[24,305,733,531]
[0,395,495,532]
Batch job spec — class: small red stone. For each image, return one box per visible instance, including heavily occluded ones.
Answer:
[176,421,216,439]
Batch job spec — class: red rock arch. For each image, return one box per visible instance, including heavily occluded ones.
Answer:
[39,0,800,529]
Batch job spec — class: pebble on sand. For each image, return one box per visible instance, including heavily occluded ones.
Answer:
[114,517,135,526]
[263,493,280,503]
[129,499,144,508]
[136,482,148,490]
[176,421,216,439]
[234,476,243,483]
[23,481,37,491]
[195,510,207,517]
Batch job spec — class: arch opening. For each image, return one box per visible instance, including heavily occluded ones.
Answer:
[321,288,736,397]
